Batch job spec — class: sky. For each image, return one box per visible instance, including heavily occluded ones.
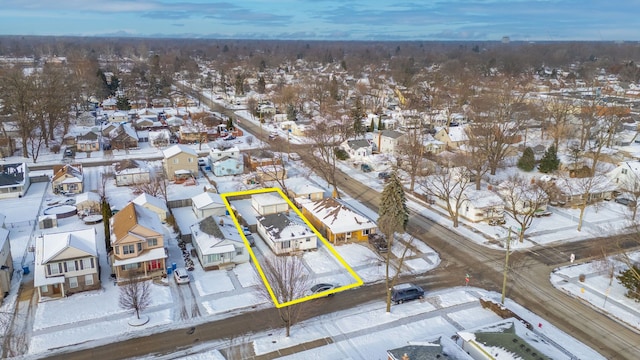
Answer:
[0,0,638,41]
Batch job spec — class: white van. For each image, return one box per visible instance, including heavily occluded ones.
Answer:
[174,268,190,284]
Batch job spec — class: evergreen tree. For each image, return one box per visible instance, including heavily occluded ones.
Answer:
[101,199,112,252]
[369,118,375,132]
[377,171,409,312]
[617,265,640,301]
[116,96,131,111]
[351,97,366,138]
[257,76,266,93]
[379,120,386,130]
[517,147,536,171]
[538,145,560,173]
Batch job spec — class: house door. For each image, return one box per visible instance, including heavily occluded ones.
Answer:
[52,284,61,294]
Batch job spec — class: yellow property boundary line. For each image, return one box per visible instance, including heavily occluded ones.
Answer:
[220,187,364,308]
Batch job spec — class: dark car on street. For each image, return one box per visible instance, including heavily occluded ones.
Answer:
[391,283,424,304]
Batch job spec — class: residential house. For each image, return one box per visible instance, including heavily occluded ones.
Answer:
[108,123,139,150]
[373,130,406,154]
[191,215,250,270]
[458,320,551,360]
[148,129,172,148]
[132,193,169,223]
[178,125,208,144]
[208,145,244,176]
[256,211,317,255]
[34,228,101,301]
[255,164,287,183]
[75,192,102,216]
[51,164,83,194]
[114,159,151,186]
[109,202,167,282]
[0,163,30,199]
[300,197,377,244]
[247,152,283,171]
[162,144,198,181]
[76,131,101,152]
[76,112,97,127]
[192,192,227,218]
[134,116,157,130]
[547,175,617,207]
[102,97,117,111]
[107,111,129,123]
[608,160,640,188]
[101,123,117,137]
[340,139,374,161]
[433,125,469,150]
[455,189,505,223]
[386,341,445,360]
[0,214,12,302]
[252,192,289,215]
[422,134,445,155]
[496,181,549,215]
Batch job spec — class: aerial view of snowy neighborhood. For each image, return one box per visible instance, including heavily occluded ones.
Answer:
[0,35,639,360]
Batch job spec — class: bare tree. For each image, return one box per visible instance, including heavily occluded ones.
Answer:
[255,255,310,337]
[27,128,46,163]
[118,274,152,320]
[0,66,37,158]
[468,76,527,175]
[306,118,344,198]
[541,96,574,150]
[497,175,549,242]
[420,165,472,228]
[396,127,427,192]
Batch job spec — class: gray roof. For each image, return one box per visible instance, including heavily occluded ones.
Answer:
[347,139,371,150]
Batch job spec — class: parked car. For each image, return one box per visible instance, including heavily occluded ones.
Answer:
[378,171,390,181]
[615,197,636,207]
[64,148,74,157]
[174,268,190,284]
[198,158,206,167]
[533,209,552,217]
[361,164,373,173]
[368,233,388,253]
[391,283,424,304]
[310,283,338,297]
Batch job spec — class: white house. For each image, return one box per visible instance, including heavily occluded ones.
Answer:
[190,215,250,270]
[256,212,317,255]
[373,130,406,154]
[448,189,505,223]
[340,139,374,161]
[191,192,227,218]
[114,160,151,186]
[0,215,12,303]
[107,111,129,123]
[285,177,325,203]
[251,192,289,215]
[34,228,101,301]
[608,160,640,189]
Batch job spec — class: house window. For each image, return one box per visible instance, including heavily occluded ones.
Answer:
[148,238,158,247]
[173,158,179,164]
[236,248,243,255]
[363,229,370,235]
[137,243,142,252]
[622,168,628,174]
[281,241,291,249]
[306,238,311,242]
[69,277,78,288]
[122,263,139,271]
[115,246,119,255]
[82,258,92,269]
[49,263,61,275]
[188,158,194,163]
[85,274,94,286]
[42,285,48,293]
[345,232,352,239]
[66,260,76,272]
[123,244,135,254]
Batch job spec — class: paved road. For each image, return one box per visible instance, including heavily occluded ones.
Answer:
[40,85,640,359]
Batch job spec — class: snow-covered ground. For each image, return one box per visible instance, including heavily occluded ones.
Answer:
[0,103,638,359]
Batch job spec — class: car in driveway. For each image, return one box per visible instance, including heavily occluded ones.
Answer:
[615,197,636,207]
[310,283,338,297]
[391,283,424,304]
[174,268,190,284]
[368,233,388,253]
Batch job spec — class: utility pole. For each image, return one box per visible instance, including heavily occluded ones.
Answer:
[501,227,512,304]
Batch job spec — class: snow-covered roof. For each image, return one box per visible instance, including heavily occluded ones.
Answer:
[163,144,197,158]
[285,177,325,196]
[464,189,504,209]
[257,212,312,241]
[40,228,97,264]
[300,197,376,234]
[75,191,101,204]
[112,247,166,266]
[191,215,244,255]
[133,193,168,212]
[191,192,225,210]
[252,192,288,207]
